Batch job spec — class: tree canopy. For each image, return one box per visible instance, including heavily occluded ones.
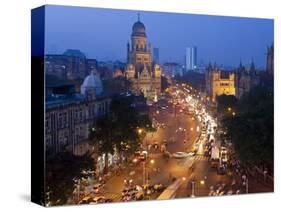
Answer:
[90,95,154,161]
[222,86,273,169]
[216,94,237,114]
[46,152,95,205]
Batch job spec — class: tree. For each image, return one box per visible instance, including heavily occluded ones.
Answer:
[161,75,170,92]
[92,115,117,173]
[46,152,95,205]
[103,76,131,94]
[222,86,273,172]
[174,71,205,90]
[90,95,154,171]
[216,94,237,114]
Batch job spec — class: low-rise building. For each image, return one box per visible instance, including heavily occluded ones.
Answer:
[205,64,235,102]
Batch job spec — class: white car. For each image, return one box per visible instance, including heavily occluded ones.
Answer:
[186,152,196,157]
[172,152,189,159]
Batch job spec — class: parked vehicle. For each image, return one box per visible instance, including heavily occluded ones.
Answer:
[217,166,227,175]
[211,158,220,168]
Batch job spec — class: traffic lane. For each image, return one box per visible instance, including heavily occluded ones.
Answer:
[151,111,199,154]
[99,102,201,200]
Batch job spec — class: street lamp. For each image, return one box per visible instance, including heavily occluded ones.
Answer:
[191,181,195,198]
[232,112,236,116]
[138,128,143,134]
[200,180,205,185]
[246,178,249,194]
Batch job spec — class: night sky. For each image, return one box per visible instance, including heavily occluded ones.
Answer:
[45,5,273,68]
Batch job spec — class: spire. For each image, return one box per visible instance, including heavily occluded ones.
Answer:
[250,58,255,73]
[137,13,140,22]
[250,58,255,67]
[239,58,243,67]
[214,62,217,69]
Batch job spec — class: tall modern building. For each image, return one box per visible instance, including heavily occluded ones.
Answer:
[153,47,159,64]
[185,47,197,72]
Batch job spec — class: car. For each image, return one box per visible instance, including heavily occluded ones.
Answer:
[78,196,111,204]
[172,152,189,159]
[134,150,141,156]
[138,153,146,161]
[163,151,172,158]
[211,159,220,168]
[78,196,95,204]
[163,139,168,145]
[221,147,227,154]
[220,153,228,163]
[121,194,132,202]
[186,152,196,157]
[153,183,164,192]
[122,187,137,196]
[204,149,209,156]
[135,191,144,200]
[217,166,227,175]
[92,183,103,193]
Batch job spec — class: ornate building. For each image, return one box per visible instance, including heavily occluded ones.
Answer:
[266,44,274,76]
[205,64,236,102]
[125,15,162,101]
[45,72,110,158]
[235,61,260,99]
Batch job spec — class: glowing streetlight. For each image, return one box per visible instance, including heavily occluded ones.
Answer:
[150,159,155,164]
[232,112,236,116]
[228,107,232,112]
[138,128,143,134]
[200,180,205,185]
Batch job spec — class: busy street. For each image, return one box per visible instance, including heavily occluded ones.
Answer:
[67,82,273,205]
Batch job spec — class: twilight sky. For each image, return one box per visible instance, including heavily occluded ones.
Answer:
[44,5,273,68]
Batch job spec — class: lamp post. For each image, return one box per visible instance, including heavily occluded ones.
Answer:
[191,181,195,197]
[246,178,249,194]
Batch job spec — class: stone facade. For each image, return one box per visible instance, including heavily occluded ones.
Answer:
[45,74,110,158]
[205,64,235,102]
[125,16,161,101]
[235,61,260,99]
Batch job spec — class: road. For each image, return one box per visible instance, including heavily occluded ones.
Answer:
[72,83,273,204]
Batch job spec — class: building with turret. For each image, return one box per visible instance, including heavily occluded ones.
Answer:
[266,44,274,76]
[205,64,235,102]
[235,61,260,99]
[125,15,162,101]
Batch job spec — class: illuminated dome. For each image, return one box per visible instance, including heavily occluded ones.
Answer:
[132,15,146,37]
[81,71,103,96]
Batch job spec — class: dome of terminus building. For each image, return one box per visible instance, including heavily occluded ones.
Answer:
[131,14,146,37]
[81,71,103,96]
